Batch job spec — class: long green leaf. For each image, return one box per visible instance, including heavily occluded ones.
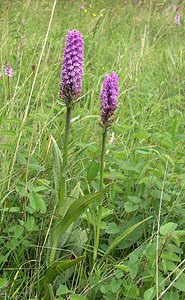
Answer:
[102,216,152,259]
[44,256,85,285]
[51,136,63,202]
[42,256,84,300]
[54,191,105,240]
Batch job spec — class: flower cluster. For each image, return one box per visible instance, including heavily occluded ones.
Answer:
[60,30,84,106]
[5,63,13,77]
[100,72,119,126]
[60,30,119,124]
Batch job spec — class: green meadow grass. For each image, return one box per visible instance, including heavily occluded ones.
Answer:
[0,0,185,299]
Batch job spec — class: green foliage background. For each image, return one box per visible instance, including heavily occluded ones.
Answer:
[0,0,185,299]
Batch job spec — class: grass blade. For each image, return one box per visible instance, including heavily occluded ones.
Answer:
[102,216,152,259]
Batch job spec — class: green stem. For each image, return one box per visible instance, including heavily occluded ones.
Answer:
[8,77,11,102]
[93,127,107,265]
[49,105,72,264]
[100,129,107,191]
[59,105,72,216]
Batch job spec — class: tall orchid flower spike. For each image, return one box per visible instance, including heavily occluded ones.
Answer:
[50,30,84,264]
[93,71,119,265]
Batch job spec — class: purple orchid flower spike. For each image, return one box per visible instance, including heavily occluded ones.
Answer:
[80,4,85,10]
[60,30,84,106]
[22,18,26,25]
[5,63,13,77]
[175,14,180,25]
[100,72,119,127]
